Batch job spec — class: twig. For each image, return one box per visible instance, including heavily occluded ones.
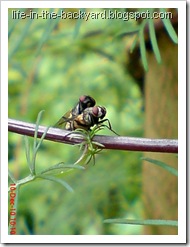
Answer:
[8,118,178,153]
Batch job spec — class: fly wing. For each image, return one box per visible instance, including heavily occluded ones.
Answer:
[54,110,72,129]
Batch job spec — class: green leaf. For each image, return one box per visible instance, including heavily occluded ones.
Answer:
[148,19,161,63]
[8,17,33,59]
[8,169,17,183]
[92,141,105,148]
[33,110,45,151]
[73,8,85,39]
[38,174,74,192]
[31,110,45,174]
[104,218,178,227]
[115,26,139,40]
[35,9,63,55]
[23,135,32,172]
[40,162,85,175]
[8,16,20,39]
[35,126,50,151]
[141,157,178,176]
[160,8,178,44]
[139,22,148,71]
[130,35,138,53]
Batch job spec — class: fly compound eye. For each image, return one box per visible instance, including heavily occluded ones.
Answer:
[79,95,86,103]
[99,106,106,119]
[92,106,99,116]
[79,95,96,107]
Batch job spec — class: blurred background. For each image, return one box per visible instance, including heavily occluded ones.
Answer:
[8,8,177,235]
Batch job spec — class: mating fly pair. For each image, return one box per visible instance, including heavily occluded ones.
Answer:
[54,95,118,135]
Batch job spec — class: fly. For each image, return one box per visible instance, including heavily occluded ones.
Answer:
[65,106,106,131]
[59,105,119,135]
[54,95,96,129]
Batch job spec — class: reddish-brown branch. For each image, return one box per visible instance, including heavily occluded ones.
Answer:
[8,118,178,153]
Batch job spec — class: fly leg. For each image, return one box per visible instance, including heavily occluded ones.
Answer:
[97,119,119,136]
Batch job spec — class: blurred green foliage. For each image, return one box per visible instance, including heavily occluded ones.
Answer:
[8,8,144,234]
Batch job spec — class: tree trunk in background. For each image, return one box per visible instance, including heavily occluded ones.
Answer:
[143,32,178,234]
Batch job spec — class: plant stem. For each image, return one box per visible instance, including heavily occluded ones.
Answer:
[8,118,178,153]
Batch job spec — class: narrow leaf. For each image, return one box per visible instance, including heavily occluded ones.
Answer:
[35,9,62,55]
[73,8,85,39]
[9,18,33,59]
[160,8,178,44]
[40,162,85,174]
[115,26,139,40]
[33,110,45,151]
[148,19,161,63]
[141,157,178,176]
[74,145,88,165]
[8,169,17,183]
[139,23,148,71]
[84,154,93,165]
[104,218,178,227]
[35,126,50,151]
[38,174,74,192]
[92,141,105,148]
[130,35,138,53]
[23,135,31,172]
[31,110,45,174]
